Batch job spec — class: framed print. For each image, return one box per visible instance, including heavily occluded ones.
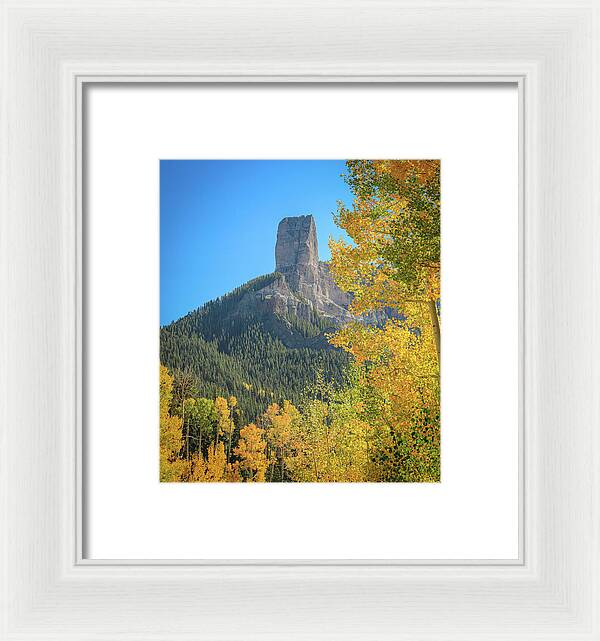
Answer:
[1,1,599,640]
[84,83,519,561]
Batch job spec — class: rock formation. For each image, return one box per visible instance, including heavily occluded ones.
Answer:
[270,215,354,323]
[275,215,320,294]
[202,213,390,337]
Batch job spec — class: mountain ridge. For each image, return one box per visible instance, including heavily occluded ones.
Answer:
[160,215,375,421]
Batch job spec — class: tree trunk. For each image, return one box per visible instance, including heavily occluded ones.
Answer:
[183,403,189,461]
[226,417,233,464]
[428,299,441,364]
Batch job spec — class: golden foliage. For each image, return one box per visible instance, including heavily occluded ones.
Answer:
[373,158,439,186]
[188,442,240,482]
[282,396,371,482]
[234,423,268,482]
[159,365,188,482]
[214,396,230,441]
[326,159,441,481]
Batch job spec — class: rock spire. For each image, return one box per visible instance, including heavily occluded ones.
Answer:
[275,215,320,297]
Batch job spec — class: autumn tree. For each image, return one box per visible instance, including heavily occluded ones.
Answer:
[327,159,441,482]
[213,396,229,453]
[331,159,440,360]
[234,423,268,482]
[283,373,371,482]
[188,442,233,482]
[263,401,300,481]
[159,365,187,482]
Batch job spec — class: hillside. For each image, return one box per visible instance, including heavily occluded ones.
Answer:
[160,215,368,422]
[160,270,351,422]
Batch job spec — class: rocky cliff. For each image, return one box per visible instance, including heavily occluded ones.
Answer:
[244,214,356,325]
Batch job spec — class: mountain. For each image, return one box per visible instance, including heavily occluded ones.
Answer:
[160,215,377,422]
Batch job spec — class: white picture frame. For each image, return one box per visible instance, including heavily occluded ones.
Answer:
[1,1,598,639]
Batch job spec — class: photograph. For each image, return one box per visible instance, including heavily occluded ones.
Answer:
[159,159,440,482]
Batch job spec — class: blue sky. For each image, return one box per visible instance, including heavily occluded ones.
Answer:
[160,160,354,326]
